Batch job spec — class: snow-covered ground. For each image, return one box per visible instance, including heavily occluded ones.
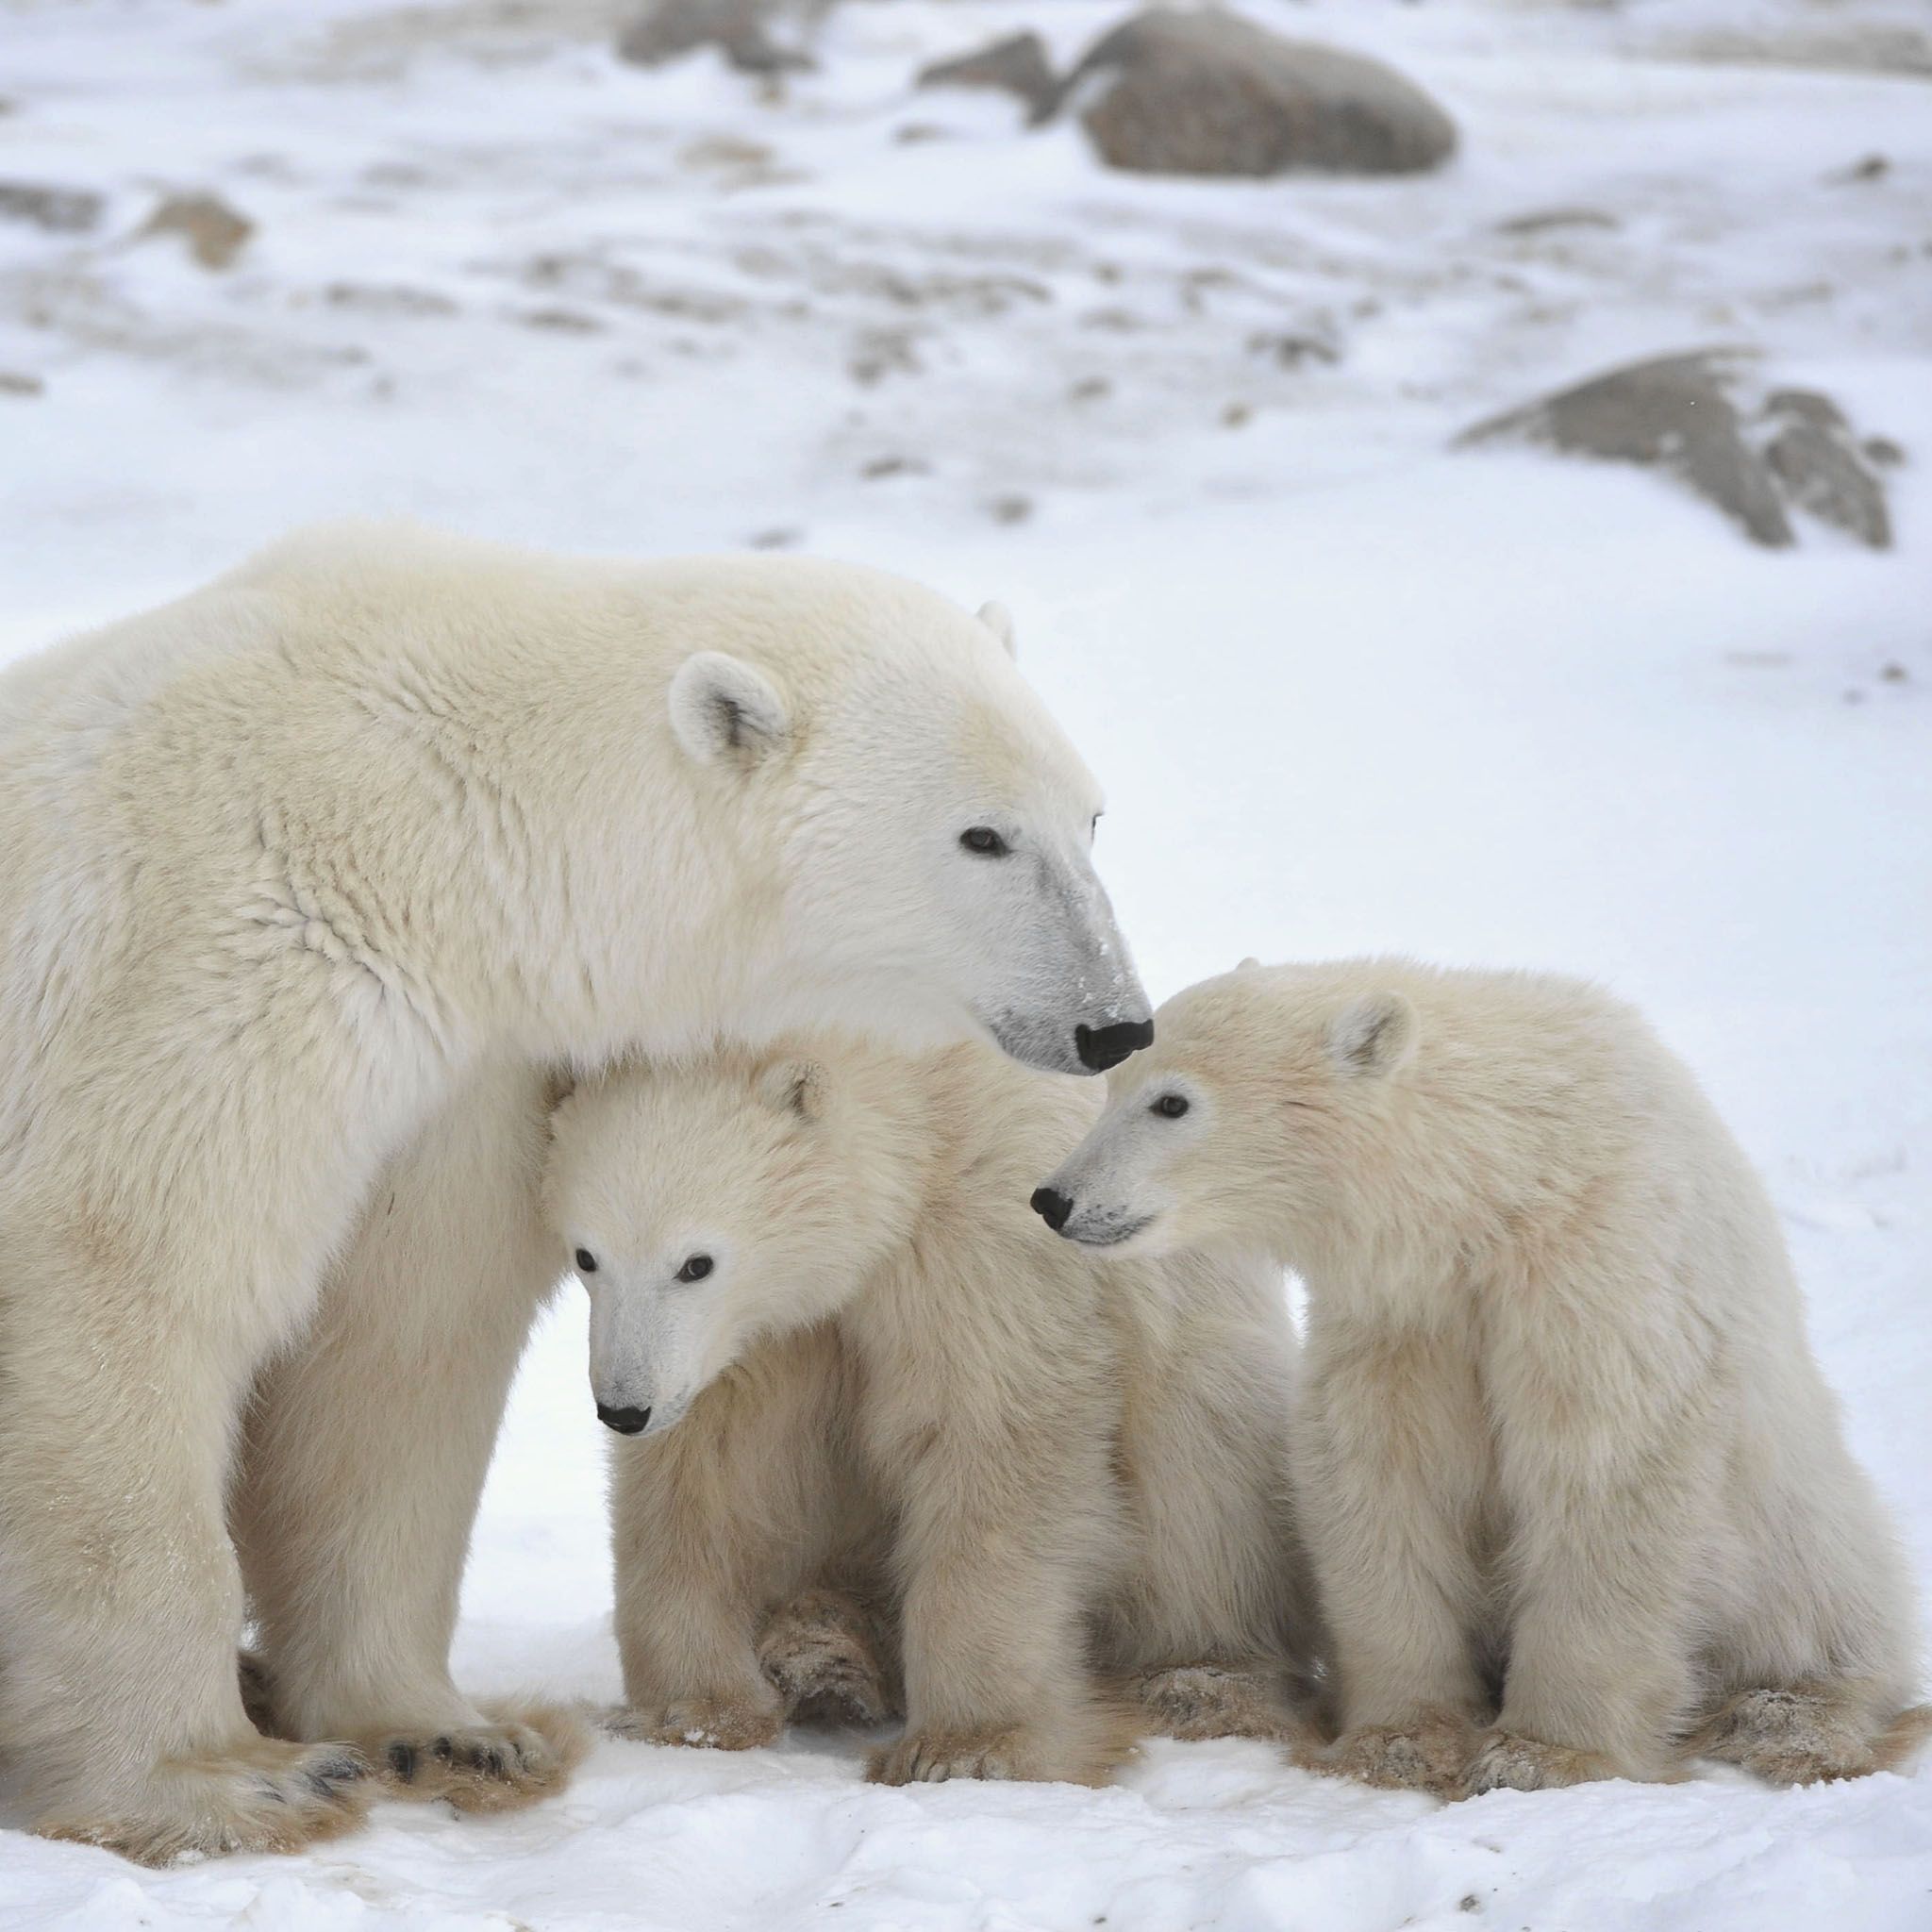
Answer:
[3,0,1930,1925]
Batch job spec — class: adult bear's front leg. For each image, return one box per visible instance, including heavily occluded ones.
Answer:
[232,1063,587,1813]
[0,1236,374,1864]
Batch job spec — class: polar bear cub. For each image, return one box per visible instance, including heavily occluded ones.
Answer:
[542,1035,1317,1784]
[1037,959,1926,1794]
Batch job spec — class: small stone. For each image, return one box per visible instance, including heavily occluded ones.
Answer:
[748,525,802,549]
[0,370,45,397]
[0,178,105,234]
[988,492,1034,525]
[917,32,1058,122]
[1825,154,1890,185]
[1069,376,1111,403]
[1877,661,1908,684]
[618,0,813,76]
[137,192,253,270]
[1221,400,1252,427]
[859,454,926,480]
[1861,435,1906,468]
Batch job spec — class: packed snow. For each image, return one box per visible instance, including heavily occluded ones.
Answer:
[2,0,1929,1925]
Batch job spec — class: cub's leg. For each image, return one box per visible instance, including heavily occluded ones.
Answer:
[608,1325,852,1751]
[1467,1259,1715,1794]
[1103,1248,1318,1748]
[0,1221,374,1863]
[1295,1318,1491,1794]
[859,1288,1133,1789]
[233,1066,585,1813]
[757,1586,900,1727]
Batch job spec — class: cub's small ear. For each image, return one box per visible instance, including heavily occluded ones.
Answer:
[669,652,791,767]
[1237,957,1262,973]
[976,600,1017,659]
[1326,993,1418,1078]
[756,1057,827,1123]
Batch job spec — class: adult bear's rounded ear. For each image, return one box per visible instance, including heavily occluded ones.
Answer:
[668,651,791,767]
[1326,993,1418,1078]
[756,1057,827,1123]
[976,600,1017,659]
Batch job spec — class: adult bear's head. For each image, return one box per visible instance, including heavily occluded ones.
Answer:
[658,560,1150,1078]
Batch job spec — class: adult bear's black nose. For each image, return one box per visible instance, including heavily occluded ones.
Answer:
[596,1403,652,1436]
[1030,1186,1074,1232]
[1075,1018,1154,1072]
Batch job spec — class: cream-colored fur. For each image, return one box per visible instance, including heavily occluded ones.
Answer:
[1040,958,1925,1795]
[541,1036,1315,1787]
[0,523,1149,1860]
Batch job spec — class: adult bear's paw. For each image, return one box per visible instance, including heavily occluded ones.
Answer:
[364,1701,589,1813]
[1133,1664,1310,1745]
[1304,1709,1478,1795]
[602,1692,783,1751]
[40,1737,372,1865]
[1459,1729,1619,1796]
[758,1589,898,1728]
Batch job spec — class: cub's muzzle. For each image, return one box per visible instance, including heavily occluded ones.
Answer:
[596,1403,652,1436]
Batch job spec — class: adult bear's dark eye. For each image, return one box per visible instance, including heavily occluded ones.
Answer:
[575,1248,598,1274]
[675,1254,714,1283]
[959,826,1009,857]
[1151,1094,1190,1120]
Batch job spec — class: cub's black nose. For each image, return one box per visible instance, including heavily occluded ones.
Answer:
[1030,1186,1074,1232]
[596,1403,652,1436]
[1074,1018,1154,1073]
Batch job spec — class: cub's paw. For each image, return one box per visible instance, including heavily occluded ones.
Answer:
[1304,1709,1478,1796]
[1692,1687,1877,1787]
[869,1722,1059,1786]
[758,1590,897,1727]
[1460,1729,1618,1796]
[1133,1664,1309,1745]
[602,1693,783,1751]
[365,1702,590,1813]
[41,1738,371,1866]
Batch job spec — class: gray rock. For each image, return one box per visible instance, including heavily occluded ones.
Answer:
[1764,420,1890,549]
[618,0,813,75]
[136,192,254,270]
[1055,8,1457,179]
[1458,351,1793,548]
[1460,352,1899,551]
[0,178,105,234]
[918,32,1058,122]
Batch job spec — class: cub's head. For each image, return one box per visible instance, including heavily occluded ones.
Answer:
[541,1048,908,1438]
[664,564,1151,1077]
[1031,961,1419,1261]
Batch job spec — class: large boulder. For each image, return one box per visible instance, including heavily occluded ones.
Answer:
[1458,352,1897,551]
[1055,8,1457,178]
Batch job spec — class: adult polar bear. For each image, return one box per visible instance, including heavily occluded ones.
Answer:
[0,522,1150,1862]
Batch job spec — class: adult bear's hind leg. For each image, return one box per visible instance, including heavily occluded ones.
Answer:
[233,1065,586,1813]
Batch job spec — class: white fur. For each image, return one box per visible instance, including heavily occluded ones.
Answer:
[0,522,1149,1860]
[541,1036,1319,1784]
[1041,958,1925,1793]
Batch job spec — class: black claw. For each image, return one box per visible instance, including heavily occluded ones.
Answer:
[431,1735,454,1761]
[387,1740,418,1783]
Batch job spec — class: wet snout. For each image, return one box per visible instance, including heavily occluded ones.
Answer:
[1074,1018,1153,1073]
[596,1402,652,1436]
[1029,1185,1074,1231]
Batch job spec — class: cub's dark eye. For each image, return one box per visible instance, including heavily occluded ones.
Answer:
[959,826,1010,858]
[574,1248,598,1274]
[1150,1094,1190,1120]
[675,1254,714,1283]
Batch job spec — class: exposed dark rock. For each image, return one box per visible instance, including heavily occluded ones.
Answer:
[1459,351,1899,550]
[918,32,1058,122]
[0,178,105,234]
[137,192,253,270]
[618,0,814,76]
[1053,8,1457,179]
[1764,420,1890,548]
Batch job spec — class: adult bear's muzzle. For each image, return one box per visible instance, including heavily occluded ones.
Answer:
[596,1402,652,1436]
